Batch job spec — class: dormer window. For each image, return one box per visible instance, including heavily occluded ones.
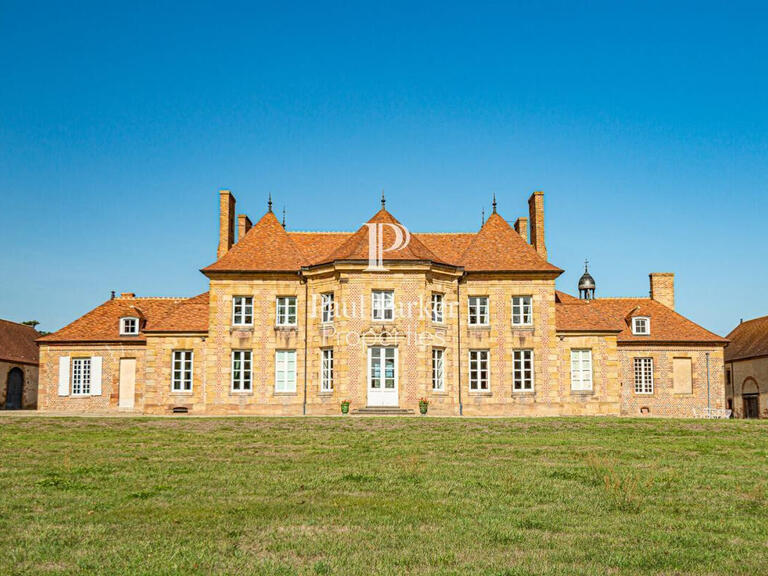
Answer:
[120,317,140,336]
[632,316,650,336]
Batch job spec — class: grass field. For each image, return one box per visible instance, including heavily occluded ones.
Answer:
[1,416,766,575]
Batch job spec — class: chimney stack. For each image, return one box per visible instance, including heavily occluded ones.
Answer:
[237,214,252,243]
[649,273,675,310]
[528,191,547,259]
[514,217,529,242]
[217,190,236,259]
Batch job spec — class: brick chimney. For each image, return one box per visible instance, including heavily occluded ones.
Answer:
[514,217,528,242]
[528,191,547,259]
[217,190,236,259]
[237,214,252,243]
[119,292,136,298]
[649,273,675,310]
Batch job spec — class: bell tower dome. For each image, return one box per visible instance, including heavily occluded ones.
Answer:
[578,260,596,300]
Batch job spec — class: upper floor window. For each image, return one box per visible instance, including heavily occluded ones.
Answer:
[469,349,489,391]
[276,297,297,326]
[119,317,140,335]
[231,350,252,392]
[431,293,444,323]
[321,348,334,392]
[321,293,334,323]
[372,290,394,321]
[570,349,593,391]
[512,296,533,326]
[468,296,489,326]
[432,348,445,391]
[172,350,193,392]
[71,358,91,396]
[632,316,650,335]
[232,296,253,326]
[634,357,653,394]
[513,350,534,391]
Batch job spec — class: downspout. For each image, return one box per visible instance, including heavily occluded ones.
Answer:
[706,351,711,415]
[302,272,309,415]
[457,273,464,416]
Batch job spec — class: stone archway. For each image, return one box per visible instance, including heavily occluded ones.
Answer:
[742,378,760,419]
[4,367,23,410]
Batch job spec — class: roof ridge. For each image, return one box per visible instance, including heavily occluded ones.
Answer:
[737,314,768,325]
[288,230,354,235]
[413,232,477,236]
[0,318,39,328]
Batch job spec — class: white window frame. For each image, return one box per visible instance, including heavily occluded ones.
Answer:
[171,350,193,392]
[71,357,91,396]
[321,293,334,324]
[119,316,140,336]
[275,349,297,393]
[513,349,534,392]
[468,296,489,326]
[431,293,444,324]
[372,290,395,321]
[321,348,334,392]
[570,349,593,391]
[469,349,490,391]
[432,348,445,391]
[511,296,533,327]
[276,297,298,327]
[231,350,252,392]
[634,357,654,394]
[632,316,650,336]
[232,296,253,326]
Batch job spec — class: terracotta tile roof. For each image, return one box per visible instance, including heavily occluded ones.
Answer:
[144,293,209,333]
[202,211,306,272]
[38,297,189,344]
[0,319,40,364]
[555,293,727,344]
[203,208,561,273]
[725,315,768,361]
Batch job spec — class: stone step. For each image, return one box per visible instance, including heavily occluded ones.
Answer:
[351,406,415,415]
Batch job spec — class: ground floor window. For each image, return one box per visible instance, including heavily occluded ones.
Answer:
[276,350,297,393]
[321,349,333,392]
[231,350,252,391]
[72,358,91,395]
[469,350,489,391]
[513,350,534,391]
[172,350,193,391]
[634,357,653,394]
[570,349,593,391]
[432,348,445,391]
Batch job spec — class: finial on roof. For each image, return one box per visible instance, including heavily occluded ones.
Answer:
[584,258,589,272]
[381,190,386,209]
[492,193,497,214]
[110,290,115,300]
[481,207,485,226]
[578,258,596,300]
[281,206,286,229]
[268,193,273,213]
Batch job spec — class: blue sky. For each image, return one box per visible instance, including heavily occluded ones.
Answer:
[1,1,766,336]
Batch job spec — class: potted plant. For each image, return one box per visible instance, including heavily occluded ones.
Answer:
[418,397,429,415]
[340,400,351,414]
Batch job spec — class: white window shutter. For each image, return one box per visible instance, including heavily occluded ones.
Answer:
[58,356,70,396]
[91,356,103,396]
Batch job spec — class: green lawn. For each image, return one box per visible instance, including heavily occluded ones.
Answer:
[1,417,766,575]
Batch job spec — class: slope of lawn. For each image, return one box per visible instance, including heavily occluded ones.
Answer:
[0,416,766,575]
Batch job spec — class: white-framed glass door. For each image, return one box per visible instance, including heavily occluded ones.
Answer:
[367,347,398,406]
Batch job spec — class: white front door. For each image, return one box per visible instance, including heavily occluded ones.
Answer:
[118,358,136,409]
[367,347,398,406]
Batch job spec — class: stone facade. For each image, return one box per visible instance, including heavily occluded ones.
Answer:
[0,360,38,409]
[726,357,768,419]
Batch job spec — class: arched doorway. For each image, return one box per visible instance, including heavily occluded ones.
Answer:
[5,368,23,410]
[742,378,760,419]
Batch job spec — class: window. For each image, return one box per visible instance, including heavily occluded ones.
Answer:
[570,349,593,391]
[431,293,444,323]
[231,350,252,392]
[321,349,334,392]
[469,350,489,391]
[634,357,653,394]
[512,296,533,326]
[468,296,489,326]
[513,350,534,391]
[372,290,394,321]
[432,348,445,391]
[321,293,334,323]
[172,351,193,392]
[71,358,91,395]
[673,357,693,394]
[275,350,297,393]
[632,316,650,335]
[276,297,297,326]
[119,317,139,335]
[232,296,253,326]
